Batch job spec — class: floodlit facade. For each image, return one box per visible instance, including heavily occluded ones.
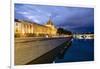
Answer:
[14,19,57,37]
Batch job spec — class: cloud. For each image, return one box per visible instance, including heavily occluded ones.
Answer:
[15,4,94,33]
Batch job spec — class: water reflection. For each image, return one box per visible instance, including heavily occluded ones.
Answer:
[54,39,94,63]
[56,41,72,59]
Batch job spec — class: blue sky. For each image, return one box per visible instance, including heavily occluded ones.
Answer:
[15,4,94,33]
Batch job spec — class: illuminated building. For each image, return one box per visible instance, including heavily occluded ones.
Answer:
[14,19,57,37]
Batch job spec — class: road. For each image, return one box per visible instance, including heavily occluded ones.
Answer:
[15,37,71,65]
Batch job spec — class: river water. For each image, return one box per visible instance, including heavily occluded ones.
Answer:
[54,38,94,63]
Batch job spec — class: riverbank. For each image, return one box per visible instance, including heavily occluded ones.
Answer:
[15,37,72,65]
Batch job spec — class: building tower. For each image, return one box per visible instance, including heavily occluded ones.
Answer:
[45,19,57,36]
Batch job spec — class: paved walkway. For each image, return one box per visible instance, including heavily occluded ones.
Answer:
[15,37,71,65]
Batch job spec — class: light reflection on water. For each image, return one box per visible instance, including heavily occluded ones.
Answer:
[54,38,94,63]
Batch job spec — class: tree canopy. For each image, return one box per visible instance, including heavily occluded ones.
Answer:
[57,28,72,35]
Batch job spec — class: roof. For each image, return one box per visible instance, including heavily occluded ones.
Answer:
[15,19,51,28]
[46,19,54,25]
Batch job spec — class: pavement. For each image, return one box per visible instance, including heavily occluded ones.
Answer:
[15,37,71,65]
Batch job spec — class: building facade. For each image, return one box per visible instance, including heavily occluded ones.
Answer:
[14,19,57,37]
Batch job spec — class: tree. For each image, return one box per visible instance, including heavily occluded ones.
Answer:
[57,28,72,35]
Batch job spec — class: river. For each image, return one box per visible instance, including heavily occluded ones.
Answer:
[54,39,94,63]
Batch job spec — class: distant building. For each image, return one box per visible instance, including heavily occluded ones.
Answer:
[14,19,57,37]
[73,34,94,39]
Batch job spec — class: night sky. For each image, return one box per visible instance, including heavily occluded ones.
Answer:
[15,4,94,33]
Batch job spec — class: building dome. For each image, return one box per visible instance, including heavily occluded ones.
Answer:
[45,19,56,29]
[45,19,54,26]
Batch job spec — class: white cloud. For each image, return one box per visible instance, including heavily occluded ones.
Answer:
[17,11,29,15]
[25,15,34,19]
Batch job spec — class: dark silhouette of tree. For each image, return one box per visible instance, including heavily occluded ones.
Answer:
[57,28,72,35]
